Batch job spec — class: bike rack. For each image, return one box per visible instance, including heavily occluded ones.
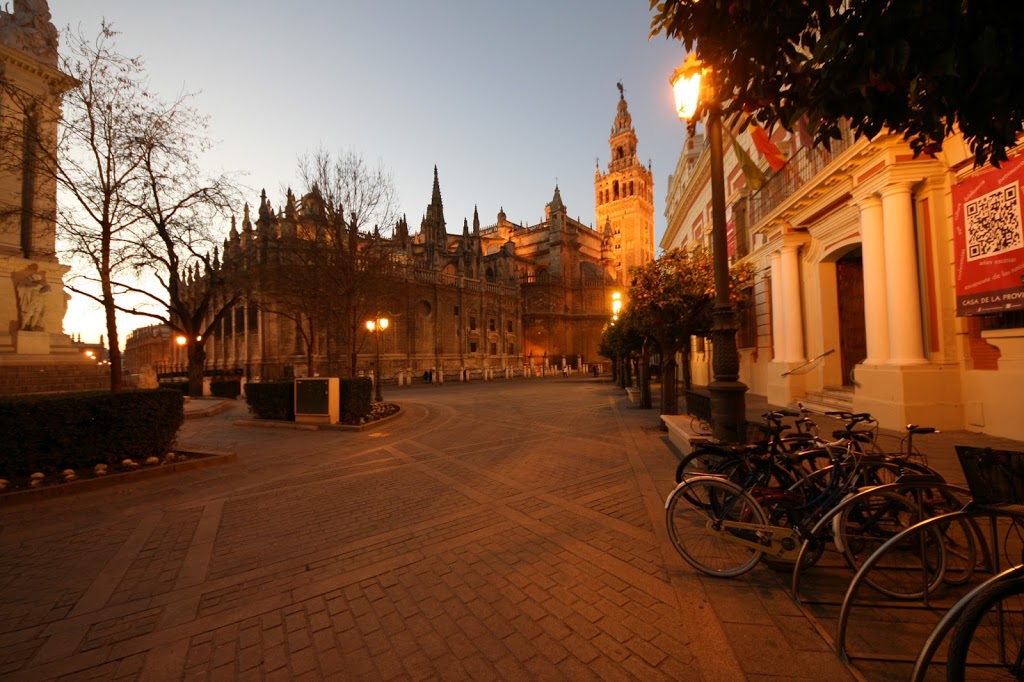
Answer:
[834,505,1023,675]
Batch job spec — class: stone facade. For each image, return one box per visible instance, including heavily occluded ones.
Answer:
[142,88,657,385]
[662,114,1024,440]
[196,169,618,382]
[0,1,90,367]
[595,84,655,284]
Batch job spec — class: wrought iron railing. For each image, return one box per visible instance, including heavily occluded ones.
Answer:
[746,122,858,226]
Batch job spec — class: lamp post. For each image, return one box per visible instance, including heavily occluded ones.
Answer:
[671,53,747,443]
[365,316,389,402]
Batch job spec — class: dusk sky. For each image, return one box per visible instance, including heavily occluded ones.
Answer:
[58,1,691,346]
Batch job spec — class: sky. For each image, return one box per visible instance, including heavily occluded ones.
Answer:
[57,1,690,347]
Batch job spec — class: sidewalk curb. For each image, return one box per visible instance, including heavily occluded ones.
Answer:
[233,406,404,432]
[0,450,236,508]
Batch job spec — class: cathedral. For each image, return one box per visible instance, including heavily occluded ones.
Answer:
[136,88,655,383]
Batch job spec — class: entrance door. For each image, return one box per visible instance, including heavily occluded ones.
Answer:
[836,251,866,385]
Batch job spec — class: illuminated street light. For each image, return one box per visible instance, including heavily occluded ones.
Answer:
[670,53,747,443]
[175,335,187,346]
[365,316,389,402]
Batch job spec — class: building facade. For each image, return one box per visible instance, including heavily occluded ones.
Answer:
[662,118,1024,440]
[189,169,618,382]
[135,87,658,385]
[0,1,83,364]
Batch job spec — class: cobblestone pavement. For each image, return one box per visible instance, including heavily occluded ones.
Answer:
[0,380,893,680]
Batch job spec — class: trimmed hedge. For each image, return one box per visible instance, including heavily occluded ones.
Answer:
[210,379,241,399]
[158,381,189,393]
[0,389,184,477]
[341,377,373,420]
[245,381,295,420]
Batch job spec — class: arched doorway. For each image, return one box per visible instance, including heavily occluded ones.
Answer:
[836,248,866,385]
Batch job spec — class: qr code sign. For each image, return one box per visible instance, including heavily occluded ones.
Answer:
[965,181,1023,261]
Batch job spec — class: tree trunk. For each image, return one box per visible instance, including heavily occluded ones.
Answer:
[661,355,679,415]
[640,343,652,409]
[681,347,693,391]
[103,296,122,392]
[187,343,206,398]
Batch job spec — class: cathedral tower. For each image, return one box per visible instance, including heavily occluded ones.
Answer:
[594,83,655,283]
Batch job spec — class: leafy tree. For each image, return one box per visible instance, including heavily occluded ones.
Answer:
[599,306,645,390]
[627,248,754,415]
[650,0,1024,165]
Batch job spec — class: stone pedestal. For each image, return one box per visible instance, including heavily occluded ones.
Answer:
[766,363,807,408]
[14,330,50,355]
[853,363,963,431]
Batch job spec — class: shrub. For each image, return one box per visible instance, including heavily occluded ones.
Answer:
[158,381,189,393]
[210,379,241,399]
[245,381,295,420]
[0,389,184,477]
[341,377,373,420]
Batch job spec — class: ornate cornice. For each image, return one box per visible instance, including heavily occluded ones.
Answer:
[0,42,76,94]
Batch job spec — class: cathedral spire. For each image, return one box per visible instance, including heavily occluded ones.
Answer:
[472,205,480,236]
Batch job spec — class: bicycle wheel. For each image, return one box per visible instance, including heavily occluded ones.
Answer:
[835,489,946,600]
[674,446,730,483]
[946,574,1024,681]
[666,477,767,578]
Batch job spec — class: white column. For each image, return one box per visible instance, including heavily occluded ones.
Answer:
[881,183,927,364]
[858,195,890,364]
[781,243,805,363]
[770,251,784,361]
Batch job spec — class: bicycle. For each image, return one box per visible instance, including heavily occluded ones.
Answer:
[665,444,943,579]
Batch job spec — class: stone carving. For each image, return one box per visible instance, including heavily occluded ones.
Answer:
[16,270,49,331]
[0,0,58,66]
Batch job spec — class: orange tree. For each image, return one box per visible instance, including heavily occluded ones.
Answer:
[598,307,645,390]
[628,248,755,416]
[650,0,1023,166]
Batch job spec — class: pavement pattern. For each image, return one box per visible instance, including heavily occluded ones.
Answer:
[2,379,1015,681]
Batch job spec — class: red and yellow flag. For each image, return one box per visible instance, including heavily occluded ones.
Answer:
[750,123,787,171]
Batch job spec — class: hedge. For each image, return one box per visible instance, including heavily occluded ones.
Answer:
[341,377,373,420]
[245,381,295,420]
[210,379,241,399]
[0,389,184,477]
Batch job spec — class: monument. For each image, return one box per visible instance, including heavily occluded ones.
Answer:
[0,2,104,391]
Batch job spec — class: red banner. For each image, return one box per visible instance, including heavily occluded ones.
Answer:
[952,153,1024,316]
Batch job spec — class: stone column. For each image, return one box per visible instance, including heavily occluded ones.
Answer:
[881,183,927,364]
[857,195,889,364]
[780,242,805,363]
[770,251,784,361]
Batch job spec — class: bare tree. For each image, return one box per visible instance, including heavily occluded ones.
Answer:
[38,23,243,395]
[259,148,401,377]
[52,23,152,390]
[119,100,245,397]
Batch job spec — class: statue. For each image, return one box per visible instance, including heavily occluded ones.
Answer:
[16,270,49,331]
[0,0,59,66]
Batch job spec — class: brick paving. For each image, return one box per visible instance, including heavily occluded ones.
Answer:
[3,379,1014,680]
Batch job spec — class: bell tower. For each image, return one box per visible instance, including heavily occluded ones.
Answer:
[595,82,654,283]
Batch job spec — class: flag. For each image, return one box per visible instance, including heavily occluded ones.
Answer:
[724,125,767,191]
[750,123,788,171]
[795,115,814,150]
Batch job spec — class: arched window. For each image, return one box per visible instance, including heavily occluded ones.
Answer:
[613,181,619,200]
[629,181,634,196]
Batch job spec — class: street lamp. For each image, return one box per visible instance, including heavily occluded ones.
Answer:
[611,291,623,322]
[365,316,389,402]
[671,53,748,443]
